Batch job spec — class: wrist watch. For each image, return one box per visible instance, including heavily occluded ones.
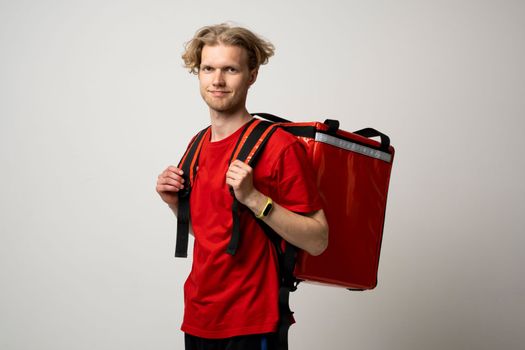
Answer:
[255,196,273,219]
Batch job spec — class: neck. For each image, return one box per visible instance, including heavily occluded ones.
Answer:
[209,107,252,142]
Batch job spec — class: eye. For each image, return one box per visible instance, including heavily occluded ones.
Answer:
[201,66,213,73]
[226,67,238,73]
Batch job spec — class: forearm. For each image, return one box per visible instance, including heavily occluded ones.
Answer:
[245,190,328,256]
[168,202,179,216]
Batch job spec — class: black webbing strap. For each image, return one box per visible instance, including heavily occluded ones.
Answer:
[251,112,291,123]
[175,195,191,258]
[226,120,278,255]
[258,221,299,350]
[353,127,390,152]
[277,242,299,350]
[242,115,300,350]
[224,119,258,256]
[175,127,209,258]
[227,194,241,255]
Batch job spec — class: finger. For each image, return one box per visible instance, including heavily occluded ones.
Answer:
[225,171,237,182]
[167,166,184,175]
[158,177,184,189]
[166,173,185,184]
[160,167,184,181]
[159,171,185,183]
[163,166,184,176]
[164,178,184,189]
[226,168,247,183]
[157,173,183,185]
[227,167,245,177]
[156,184,180,193]
[225,169,234,180]
[225,177,240,189]
[225,170,242,182]
[228,164,250,177]
[230,160,252,171]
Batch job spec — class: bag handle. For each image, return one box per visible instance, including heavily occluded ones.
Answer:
[353,127,390,152]
[253,113,342,134]
[253,113,391,153]
[323,119,340,134]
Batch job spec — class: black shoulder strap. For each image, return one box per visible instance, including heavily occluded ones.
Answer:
[257,220,299,350]
[226,119,279,255]
[251,112,291,123]
[174,117,260,258]
[229,116,299,350]
[174,126,210,258]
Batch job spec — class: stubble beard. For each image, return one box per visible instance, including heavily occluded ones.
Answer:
[202,91,245,115]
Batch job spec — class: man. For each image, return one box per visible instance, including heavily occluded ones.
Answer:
[156,23,328,350]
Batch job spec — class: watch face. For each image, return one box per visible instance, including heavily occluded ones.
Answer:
[263,202,273,216]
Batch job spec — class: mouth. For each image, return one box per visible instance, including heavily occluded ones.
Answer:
[208,90,230,97]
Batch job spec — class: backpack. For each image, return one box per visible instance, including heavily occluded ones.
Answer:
[174,113,395,349]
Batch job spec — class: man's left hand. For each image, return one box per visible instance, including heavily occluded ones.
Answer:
[226,160,259,206]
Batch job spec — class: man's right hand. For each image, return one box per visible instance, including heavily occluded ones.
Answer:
[156,166,185,210]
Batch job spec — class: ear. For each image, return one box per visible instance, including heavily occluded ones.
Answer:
[248,69,258,86]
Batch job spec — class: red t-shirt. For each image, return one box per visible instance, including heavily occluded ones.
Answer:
[181,121,322,339]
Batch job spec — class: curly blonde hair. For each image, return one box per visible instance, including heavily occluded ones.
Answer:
[182,23,275,74]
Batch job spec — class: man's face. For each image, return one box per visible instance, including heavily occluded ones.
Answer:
[198,44,257,114]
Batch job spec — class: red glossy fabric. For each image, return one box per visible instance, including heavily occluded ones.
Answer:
[290,122,395,290]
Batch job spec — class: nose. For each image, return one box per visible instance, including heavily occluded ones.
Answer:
[212,70,225,87]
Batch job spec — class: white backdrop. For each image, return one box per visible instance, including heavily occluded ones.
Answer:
[1,1,524,349]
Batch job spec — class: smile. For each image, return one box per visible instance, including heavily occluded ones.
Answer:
[209,90,230,96]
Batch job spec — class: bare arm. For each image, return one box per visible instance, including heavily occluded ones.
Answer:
[226,160,328,256]
[247,193,328,256]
